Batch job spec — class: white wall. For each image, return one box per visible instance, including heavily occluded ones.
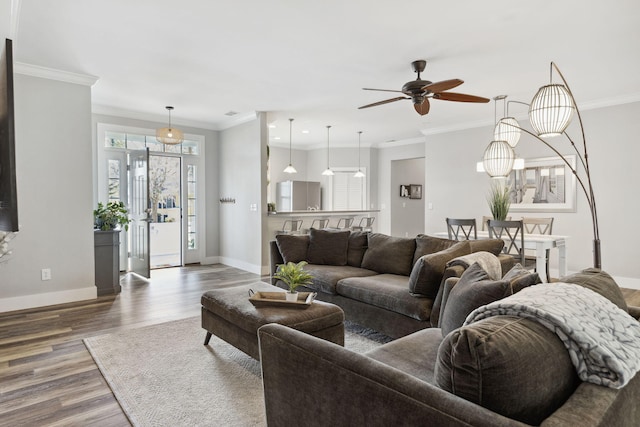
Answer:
[0,74,96,311]
[219,115,266,274]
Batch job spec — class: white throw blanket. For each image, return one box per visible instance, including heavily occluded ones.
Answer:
[447,251,502,280]
[465,283,640,389]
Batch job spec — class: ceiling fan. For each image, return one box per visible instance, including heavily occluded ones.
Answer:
[358,60,490,116]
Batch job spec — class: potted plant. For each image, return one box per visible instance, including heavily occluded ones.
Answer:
[273,261,314,301]
[487,182,511,221]
[94,201,131,231]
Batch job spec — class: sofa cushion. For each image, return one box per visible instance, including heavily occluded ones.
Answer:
[361,233,416,276]
[439,262,513,337]
[413,234,458,265]
[302,264,378,295]
[560,268,628,312]
[347,231,369,267]
[275,234,309,263]
[408,240,470,298]
[503,263,542,290]
[306,228,350,266]
[435,316,580,425]
[468,238,504,256]
[336,274,432,321]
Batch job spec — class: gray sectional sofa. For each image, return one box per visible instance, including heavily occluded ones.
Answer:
[270,229,515,338]
[259,268,640,426]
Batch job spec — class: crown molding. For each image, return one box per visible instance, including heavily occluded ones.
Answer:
[14,62,99,86]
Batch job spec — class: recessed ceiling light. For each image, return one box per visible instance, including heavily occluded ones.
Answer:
[224,111,239,116]
[302,130,309,134]
[273,136,281,140]
[268,124,276,129]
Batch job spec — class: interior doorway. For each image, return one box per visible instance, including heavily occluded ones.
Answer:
[390,157,425,237]
[148,155,182,269]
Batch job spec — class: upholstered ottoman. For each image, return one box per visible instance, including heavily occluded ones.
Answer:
[201,282,345,359]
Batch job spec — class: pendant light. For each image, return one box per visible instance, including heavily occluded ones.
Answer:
[493,97,521,148]
[283,118,297,174]
[354,131,365,178]
[483,96,515,178]
[156,106,184,145]
[528,63,575,137]
[321,125,334,176]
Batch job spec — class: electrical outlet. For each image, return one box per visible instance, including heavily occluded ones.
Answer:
[41,268,51,281]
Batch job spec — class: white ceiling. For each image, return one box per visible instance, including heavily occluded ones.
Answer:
[4,0,640,148]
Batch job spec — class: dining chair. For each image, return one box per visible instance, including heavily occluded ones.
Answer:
[446,218,477,241]
[523,217,554,279]
[481,215,511,231]
[487,219,532,268]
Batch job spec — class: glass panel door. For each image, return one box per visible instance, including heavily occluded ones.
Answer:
[129,149,150,278]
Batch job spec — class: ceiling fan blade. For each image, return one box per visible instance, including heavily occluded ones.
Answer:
[414,98,430,115]
[433,92,490,103]
[422,79,464,93]
[363,88,406,94]
[358,96,409,109]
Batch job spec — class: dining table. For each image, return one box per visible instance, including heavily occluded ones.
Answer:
[434,231,568,283]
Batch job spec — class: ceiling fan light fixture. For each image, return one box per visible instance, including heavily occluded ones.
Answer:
[156,106,184,145]
[284,118,297,174]
[528,83,575,137]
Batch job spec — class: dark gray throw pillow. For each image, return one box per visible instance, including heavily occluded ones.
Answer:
[306,228,350,266]
[275,234,309,263]
[502,263,541,292]
[468,238,504,256]
[347,231,368,267]
[361,233,416,276]
[439,262,512,337]
[413,234,458,265]
[560,268,628,312]
[408,240,470,298]
[435,316,580,425]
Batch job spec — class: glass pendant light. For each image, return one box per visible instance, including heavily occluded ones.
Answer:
[321,125,334,176]
[354,131,365,178]
[283,118,297,174]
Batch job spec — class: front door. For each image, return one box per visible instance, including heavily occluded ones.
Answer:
[129,149,150,278]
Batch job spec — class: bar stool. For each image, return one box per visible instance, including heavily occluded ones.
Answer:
[352,217,375,232]
[310,218,329,230]
[332,217,353,230]
[275,219,304,236]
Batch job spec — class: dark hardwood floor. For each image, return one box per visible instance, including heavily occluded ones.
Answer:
[1,264,639,426]
[0,264,261,426]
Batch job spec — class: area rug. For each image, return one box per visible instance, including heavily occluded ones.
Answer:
[84,316,389,426]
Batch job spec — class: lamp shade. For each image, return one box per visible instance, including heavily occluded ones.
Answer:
[156,127,184,145]
[493,117,521,147]
[528,84,575,137]
[483,140,515,178]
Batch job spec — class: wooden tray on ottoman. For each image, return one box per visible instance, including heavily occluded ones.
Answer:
[248,291,317,309]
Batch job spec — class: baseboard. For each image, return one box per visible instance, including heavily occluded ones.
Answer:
[0,286,98,313]
[218,257,262,275]
[200,256,220,265]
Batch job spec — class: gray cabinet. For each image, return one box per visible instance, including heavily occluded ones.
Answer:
[276,181,321,211]
[94,230,122,295]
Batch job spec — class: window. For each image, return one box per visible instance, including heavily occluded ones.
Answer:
[332,170,365,210]
[104,130,200,155]
[187,165,197,250]
[108,159,121,202]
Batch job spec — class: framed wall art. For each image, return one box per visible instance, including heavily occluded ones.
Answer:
[409,184,422,200]
[507,155,576,212]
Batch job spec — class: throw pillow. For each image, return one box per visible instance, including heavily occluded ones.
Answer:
[468,238,504,256]
[347,231,368,267]
[408,240,470,298]
[502,263,542,292]
[413,234,458,265]
[560,268,628,312]
[306,228,350,266]
[275,234,309,263]
[439,262,512,337]
[361,233,416,276]
[435,316,580,425]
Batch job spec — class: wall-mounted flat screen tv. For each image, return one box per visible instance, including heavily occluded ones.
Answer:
[0,38,18,232]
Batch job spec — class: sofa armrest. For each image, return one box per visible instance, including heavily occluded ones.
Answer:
[258,323,524,427]
[628,305,640,321]
[269,240,284,286]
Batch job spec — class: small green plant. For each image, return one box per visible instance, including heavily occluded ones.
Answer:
[487,182,511,221]
[273,261,313,293]
[94,201,131,231]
